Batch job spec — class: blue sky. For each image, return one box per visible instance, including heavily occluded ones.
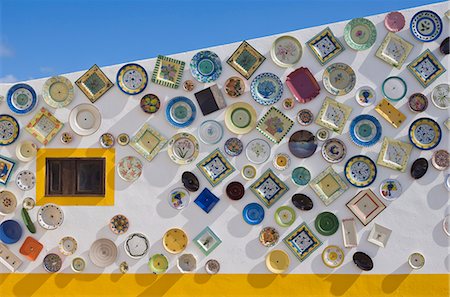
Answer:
[0,0,445,82]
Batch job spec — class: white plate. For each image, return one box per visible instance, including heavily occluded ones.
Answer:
[37,203,64,230]
[0,190,17,215]
[15,170,36,191]
[89,238,117,268]
[245,138,271,164]
[124,233,149,259]
[69,104,102,136]
[59,236,78,256]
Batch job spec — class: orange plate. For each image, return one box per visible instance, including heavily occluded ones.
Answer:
[19,236,43,261]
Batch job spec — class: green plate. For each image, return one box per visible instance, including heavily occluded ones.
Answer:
[315,211,339,236]
[274,206,296,227]
[291,167,311,186]
[344,18,377,51]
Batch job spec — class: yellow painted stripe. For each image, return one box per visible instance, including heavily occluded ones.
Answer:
[0,274,448,297]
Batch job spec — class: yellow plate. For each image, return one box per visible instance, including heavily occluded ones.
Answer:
[163,228,188,254]
[265,249,290,274]
[224,102,257,135]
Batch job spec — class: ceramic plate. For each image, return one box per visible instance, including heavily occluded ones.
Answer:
[408,118,441,150]
[315,211,339,236]
[196,149,235,187]
[307,27,344,65]
[59,236,78,256]
[130,123,167,162]
[224,77,245,98]
[377,137,412,172]
[242,203,265,225]
[375,32,413,69]
[25,107,63,145]
[408,93,428,112]
[283,222,322,262]
[271,35,302,67]
[177,254,197,273]
[140,94,160,114]
[224,102,257,135]
[407,49,445,88]
[241,164,257,180]
[245,138,271,164]
[0,190,17,215]
[0,114,20,146]
[288,130,317,159]
[250,73,283,105]
[344,155,377,188]
[323,63,356,96]
[367,223,392,247]
[198,120,223,145]
[190,50,222,83]
[194,188,220,213]
[291,167,311,186]
[16,140,37,162]
[42,76,75,108]
[15,170,35,191]
[166,97,196,128]
[167,133,199,165]
[431,83,450,109]
[117,63,148,95]
[37,204,64,230]
[410,10,442,42]
[250,168,289,208]
[310,166,348,206]
[346,189,386,226]
[89,238,117,268]
[193,226,222,255]
[149,254,169,274]
[151,55,185,89]
[169,188,190,210]
[226,41,266,80]
[257,107,294,144]
[315,97,353,134]
[117,156,143,182]
[259,227,280,247]
[443,215,450,237]
[43,253,62,273]
[379,179,402,200]
[321,138,346,163]
[124,233,149,259]
[322,245,344,268]
[382,76,407,101]
[109,214,129,235]
[69,104,101,136]
[0,155,15,186]
[163,228,188,254]
[7,83,37,114]
[274,206,296,227]
[75,64,113,103]
[355,86,376,106]
[266,250,290,274]
[344,18,377,50]
[349,115,382,147]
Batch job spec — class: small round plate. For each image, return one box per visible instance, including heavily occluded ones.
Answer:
[245,138,271,164]
[266,250,290,274]
[385,11,405,32]
[282,98,295,110]
[291,167,311,186]
[177,253,196,273]
[297,109,314,126]
[274,206,296,227]
[226,181,245,201]
[22,197,35,210]
[15,170,36,191]
[322,63,356,96]
[353,251,374,271]
[169,188,190,209]
[344,155,377,188]
[140,94,160,114]
[241,164,257,180]
[125,233,149,259]
[117,133,130,146]
[273,153,290,171]
[0,114,20,146]
[42,76,74,108]
[0,190,17,215]
[183,80,195,92]
[16,140,37,162]
[316,128,329,141]
[408,252,425,269]
[270,35,302,67]
[259,227,280,247]
[100,133,115,148]
[37,203,64,230]
[322,138,346,163]
[149,254,169,274]
[89,238,118,268]
[205,259,220,274]
[0,219,22,244]
[225,102,257,135]
[322,245,345,268]
[315,211,339,236]
[120,261,129,274]
[224,77,245,98]
[344,18,377,50]
[431,150,449,171]
[349,115,382,147]
[71,257,86,273]
[116,63,148,95]
[250,72,283,105]
[167,133,199,165]
[408,117,441,150]
[408,93,428,112]
[109,214,129,235]
[166,97,196,128]
[288,130,317,158]
[292,194,313,211]
[43,253,62,273]
[382,76,407,101]
[443,215,450,237]
[59,236,78,256]
[163,228,188,254]
[355,86,376,106]
[61,132,72,144]
[198,120,223,145]
[7,83,37,114]
[410,10,442,42]
[190,50,222,83]
[69,104,102,136]
[243,203,265,225]
[117,156,143,182]
[181,171,199,192]
[431,83,449,109]
[224,137,243,157]
[379,179,402,200]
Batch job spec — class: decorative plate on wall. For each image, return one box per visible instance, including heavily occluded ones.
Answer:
[322,63,356,96]
[367,223,392,248]
[431,83,450,109]
[283,222,322,262]
[165,96,197,128]
[274,206,296,227]
[37,204,64,230]
[322,245,345,268]
[75,64,113,103]
[344,155,377,188]
[256,107,294,144]
[344,18,377,50]
[242,202,265,225]
[408,117,441,150]
[321,138,346,163]
[193,226,222,256]
[349,114,382,147]
[68,104,101,136]
[0,115,20,146]
[190,50,222,83]
[291,167,311,186]
[288,130,317,159]
[310,166,348,206]
[315,97,352,134]
[167,132,199,165]
[307,27,344,65]
[410,10,442,42]
[224,76,245,98]
[25,108,63,145]
[270,35,302,67]
[109,214,129,235]
[168,188,190,210]
[42,76,75,108]
[375,32,413,69]
[245,138,271,164]
[89,238,117,268]
[194,84,226,116]
[250,168,289,208]
[226,41,266,80]
[117,156,143,182]
[250,72,284,105]
[377,137,412,172]
[124,233,149,259]
[194,188,220,213]
[224,102,257,135]
[407,49,446,87]
[151,55,185,89]
[196,149,235,187]
[117,63,148,95]
[382,76,407,101]
[7,83,37,115]
[163,228,188,254]
[379,179,402,200]
[140,94,160,114]
[130,123,167,162]
[408,93,428,112]
[346,189,386,226]
[198,120,224,145]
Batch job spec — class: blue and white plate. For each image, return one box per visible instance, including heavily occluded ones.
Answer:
[166,97,196,128]
[250,72,283,105]
[243,203,265,225]
[410,10,442,42]
[349,115,382,147]
[7,84,37,114]
[190,50,222,83]
[116,63,148,95]
[344,155,377,188]
[408,117,441,150]
[0,114,20,146]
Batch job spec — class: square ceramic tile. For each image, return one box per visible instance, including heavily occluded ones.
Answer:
[250,168,289,208]
[307,27,344,65]
[193,226,222,256]
[283,222,322,262]
[194,84,226,116]
[256,107,294,144]
[227,41,266,80]
[75,64,113,103]
[196,149,235,187]
[310,166,348,206]
[25,107,63,145]
[347,189,386,226]
[194,188,220,214]
[130,123,167,162]
[151,55,185,89]
[367,223,392,248]
[377,137,412,172]
[0,155,16,185]
[376,32,413,69]
[315,97,352,134]
[375,98,406,129]
[408,49,446,87]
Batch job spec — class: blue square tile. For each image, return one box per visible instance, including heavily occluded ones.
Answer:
[194,188,220,213]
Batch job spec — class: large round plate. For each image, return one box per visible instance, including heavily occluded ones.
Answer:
[163,228,188,254]
[322,63,356,96]
[0,114,20,146]
[117,156,142,182]
[288,130,317,158]
[124,232,149,259]
[198,120,223,145]
[116,63,148,95]
[250,73,283,105]
[0,190,17,215]
[89,238,117,268]
[274,206,296,227]
[42,76,74,108]
[168,187,190,210]
[245,138,271,164]
[37,203,64,230]
[270,35,302,67]
[410,10,442,42]
[243,203,264,225]
[167,132,199,165]
[315,212,339,236]
[344,155,377,188]
[322,245,345,268]
[190,50,222,83]
[382,76,407,101]
[431,83,449,109]
[321,138,346,163]
[69,104,102,136]
[344,18,377,50]
[7,83,37,114]
[165,97,196,128]
[266,250,290,274]
[0,220,22,244]
[349,115,382,147]
[15,170,36,191]
[224,102,257,135]
[408,117,441,150]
